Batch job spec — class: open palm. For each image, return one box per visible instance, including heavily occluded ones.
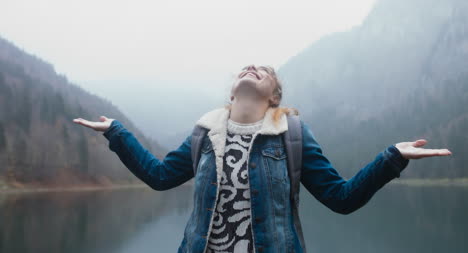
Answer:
[395,139,452,160]
[73,116,114,132]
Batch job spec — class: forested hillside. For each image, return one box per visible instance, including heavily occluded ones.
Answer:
[0,37,167,188]
[279,0,468,178]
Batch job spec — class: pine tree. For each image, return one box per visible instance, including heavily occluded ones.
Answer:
[0,121,6,151]
[77,132,89,174]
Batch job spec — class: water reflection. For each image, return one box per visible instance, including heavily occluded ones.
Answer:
[300,184,468,253]
[1,184,467,253]
[0,186,193,253]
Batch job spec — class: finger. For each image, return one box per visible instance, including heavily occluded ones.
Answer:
[73,118,95,129]
[418,148,452,157]
[440,149,452,156]
[412,139,427,147]
[73,118,85,124]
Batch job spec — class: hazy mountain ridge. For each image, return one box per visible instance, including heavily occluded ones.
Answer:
[0,37,167,188]
[279,0,468,178]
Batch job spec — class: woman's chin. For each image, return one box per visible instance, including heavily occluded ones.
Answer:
[232,81,257,95]
[236,77,259,88]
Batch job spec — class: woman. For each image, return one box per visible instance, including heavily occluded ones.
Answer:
[73,64,452,253]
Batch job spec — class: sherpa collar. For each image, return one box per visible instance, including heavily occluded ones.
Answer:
[195,106,288,136]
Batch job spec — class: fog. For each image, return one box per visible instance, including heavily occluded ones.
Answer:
[0,0,375,147]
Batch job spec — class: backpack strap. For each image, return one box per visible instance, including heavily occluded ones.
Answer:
[191,125,208,175]
[283,114,303,207]
[283,113,306,252]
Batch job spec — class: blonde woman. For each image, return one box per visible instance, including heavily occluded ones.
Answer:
[73,64,451,253]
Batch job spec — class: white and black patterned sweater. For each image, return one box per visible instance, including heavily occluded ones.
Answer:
[206,118,263,253]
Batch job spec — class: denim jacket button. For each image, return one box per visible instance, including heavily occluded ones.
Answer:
[251,189,259,195]
[255,217,263,223]
[258,246,264,252]
[250,162,256,169]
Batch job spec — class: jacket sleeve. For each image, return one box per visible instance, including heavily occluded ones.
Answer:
[103,120,194,191]
[300,121,409,214]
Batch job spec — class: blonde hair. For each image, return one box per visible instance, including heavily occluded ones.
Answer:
[227,64,299,125]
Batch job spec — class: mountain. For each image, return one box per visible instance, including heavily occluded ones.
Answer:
[279,0,468,178]
[0,37,167,188]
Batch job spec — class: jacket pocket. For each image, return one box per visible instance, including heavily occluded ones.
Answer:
[262,146,288,182]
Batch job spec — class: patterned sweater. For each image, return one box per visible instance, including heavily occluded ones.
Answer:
[206,118,263,253]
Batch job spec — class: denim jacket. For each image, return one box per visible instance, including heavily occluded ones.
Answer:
[103,107,409,253]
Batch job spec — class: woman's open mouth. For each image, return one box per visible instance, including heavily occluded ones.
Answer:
[240,71,261,80]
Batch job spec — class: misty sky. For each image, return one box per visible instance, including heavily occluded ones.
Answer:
[1,0,376,143]
[1,0,375,90]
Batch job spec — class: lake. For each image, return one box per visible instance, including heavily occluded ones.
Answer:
[1,183,467,253]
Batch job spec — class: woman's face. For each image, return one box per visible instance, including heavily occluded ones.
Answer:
[231,64,278,105]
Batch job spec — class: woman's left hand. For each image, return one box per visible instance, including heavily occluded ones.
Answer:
[395,139,452,160]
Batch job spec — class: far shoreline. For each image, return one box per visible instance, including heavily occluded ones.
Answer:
[389,177,468,187]
[0,182,194,195]
[1,178,467,195]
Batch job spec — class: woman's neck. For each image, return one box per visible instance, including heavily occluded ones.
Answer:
[229,97,269,124]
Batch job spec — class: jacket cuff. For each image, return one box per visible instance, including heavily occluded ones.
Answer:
[383,145,410,178]
[103,120,124,140]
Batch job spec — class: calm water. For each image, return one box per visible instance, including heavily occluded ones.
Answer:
[1,184,467,253]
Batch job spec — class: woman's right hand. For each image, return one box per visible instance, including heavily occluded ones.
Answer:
[73,116,115,132]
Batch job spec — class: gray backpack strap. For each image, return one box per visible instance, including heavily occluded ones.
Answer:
[283,113,306,252]
[284,114,303,205]
[191,125,208,175]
